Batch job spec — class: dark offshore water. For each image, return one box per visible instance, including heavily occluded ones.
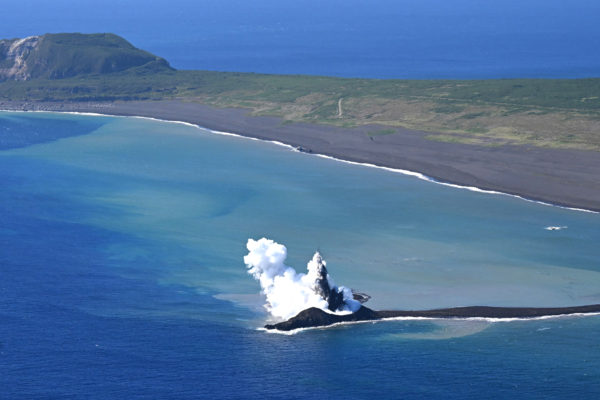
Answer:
[2,0,600,78]
[2,2,600,398]
[1,113,599,399]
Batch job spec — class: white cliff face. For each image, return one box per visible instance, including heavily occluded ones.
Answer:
[0,36,40,81]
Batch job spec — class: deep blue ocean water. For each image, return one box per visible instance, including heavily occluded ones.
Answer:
[2,0,600,78]
[2,2,600,397]
[1,113,599,398]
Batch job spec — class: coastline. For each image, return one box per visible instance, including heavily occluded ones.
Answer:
[263,305,600,333]
[262,312,600,335]
[2,99,600,212]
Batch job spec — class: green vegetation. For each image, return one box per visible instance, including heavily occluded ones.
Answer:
[1,33,599,150]
[0,33,172,80]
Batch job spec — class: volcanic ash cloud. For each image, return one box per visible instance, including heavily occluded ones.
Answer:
[244,238,360,320]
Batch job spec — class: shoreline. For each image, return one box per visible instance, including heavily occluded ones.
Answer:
[264,305,600,332]
[262,312,600,335]
[2,99,599,212]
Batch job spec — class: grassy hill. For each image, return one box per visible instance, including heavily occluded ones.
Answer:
[0,33,599,150]
[0,33,172,80]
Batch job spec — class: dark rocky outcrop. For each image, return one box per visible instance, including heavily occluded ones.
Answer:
[265,306,380,331]
[265,304,600,332]
[310,252,346,312]
[351,291,371,304]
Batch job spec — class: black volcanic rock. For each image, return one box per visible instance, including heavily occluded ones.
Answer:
[265,306,379,331]
[351,290,371,304]
[311,253,346,312]
[375,304,600,319]
[264,304,600,332]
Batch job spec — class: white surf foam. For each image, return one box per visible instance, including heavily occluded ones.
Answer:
[259,311,600,335]
[545,226,568,231]
[1,108,596,214]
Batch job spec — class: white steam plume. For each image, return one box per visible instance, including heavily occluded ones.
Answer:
[244,238,360,320]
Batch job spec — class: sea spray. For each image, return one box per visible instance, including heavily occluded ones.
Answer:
[244,238,360,320]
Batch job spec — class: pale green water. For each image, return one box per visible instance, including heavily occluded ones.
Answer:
[4,112,600,316]
[3,112,600,398]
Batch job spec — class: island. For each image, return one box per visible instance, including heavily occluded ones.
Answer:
[264,304,600,332]
[2,33,600,211]
[241,238,600,333]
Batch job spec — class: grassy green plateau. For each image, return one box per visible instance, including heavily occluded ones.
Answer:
[1,33,599,150]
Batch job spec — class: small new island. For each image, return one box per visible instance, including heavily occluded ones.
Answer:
[244,238,600,332]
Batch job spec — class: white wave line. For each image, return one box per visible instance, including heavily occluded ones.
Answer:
[309,153,597,213]
[257,311,600,335]
[1,108,596,214]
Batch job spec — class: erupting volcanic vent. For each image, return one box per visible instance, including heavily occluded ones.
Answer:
[244,238,360,320]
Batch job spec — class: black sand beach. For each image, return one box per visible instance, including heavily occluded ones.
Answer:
[2,100,599,212]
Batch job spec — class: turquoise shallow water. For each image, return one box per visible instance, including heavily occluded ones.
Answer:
[1,112,600,398]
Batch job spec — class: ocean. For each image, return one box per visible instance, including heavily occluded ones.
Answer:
[2,0,600,79]
[1,112,599,398]
[2,1,600,398]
